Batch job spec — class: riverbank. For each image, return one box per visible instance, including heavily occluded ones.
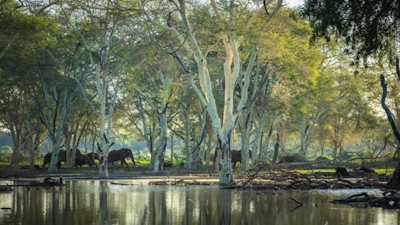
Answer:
[0,163,393,191]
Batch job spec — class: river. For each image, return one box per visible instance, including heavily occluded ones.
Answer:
[0,180,398,225]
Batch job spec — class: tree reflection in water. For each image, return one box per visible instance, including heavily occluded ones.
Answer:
[218,189,231,225]
[99,181,110,224]
[0,181,399,225]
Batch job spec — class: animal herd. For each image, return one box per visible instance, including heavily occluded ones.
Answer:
[42,148,250,169]
[42,148,136,169]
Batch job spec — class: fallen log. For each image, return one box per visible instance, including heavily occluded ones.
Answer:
[6,177,64,188]
[0,186,13,192]
[331,191,400,208]
[360,165,376,174]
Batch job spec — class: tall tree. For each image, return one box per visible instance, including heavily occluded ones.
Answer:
[61,0,137,177]
[0,5,59,169]
[141,0,284,185]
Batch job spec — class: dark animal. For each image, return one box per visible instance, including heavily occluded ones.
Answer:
[213,148,252,169]
[74,154,97,168]
[42,150,66,168]
[62,149,82,161]
[87,152,100,161]
[43,149,82,168]
[108,148,135,168]
[231,150,252,168]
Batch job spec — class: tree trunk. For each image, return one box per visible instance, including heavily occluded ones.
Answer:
[387,162,400,188]
[381,60,400,189]
[272,133,280,163]
[260,123,273,162]
[299,107,328,155]
[10,130,22,169]
[217,139,233,185]
[180,104,193,169]
[153,115,168,172]
[142,1,280,185]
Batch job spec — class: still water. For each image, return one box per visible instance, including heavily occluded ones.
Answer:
[0,180,399,225]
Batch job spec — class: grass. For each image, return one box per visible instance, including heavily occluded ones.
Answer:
[0,159,397,177]
[294,168,395,175]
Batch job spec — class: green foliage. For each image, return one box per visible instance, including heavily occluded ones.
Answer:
[0,147,12,162]
[279,152,307,162]
[315,155,332,161]
[0,146,12,152]
[302,0,400,62]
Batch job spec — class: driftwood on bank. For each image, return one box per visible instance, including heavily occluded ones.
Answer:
[232,163,388,190]
[331,191,400,208]
[144,162,389,190]
[0,186,13,192]
[3,177,64,190]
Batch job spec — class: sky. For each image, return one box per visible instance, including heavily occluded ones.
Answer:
[285,0,305,7]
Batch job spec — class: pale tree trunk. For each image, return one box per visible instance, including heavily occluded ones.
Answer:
[237,54,269,170]
[10,132,22,169]
[252,80,274,164]
[97,74,118,177]
[204,134,214,167]
[128,98,156,167]
[75,41,119,178]
[153,114,167,172]
[257,122,273,163]
[178,103,209,169]
[49,102,68,172]
[134,73,170,172]
[64,112,88,168]
[75,63,117,177]
[180,104,193,169]
[26,114,41,169]
[191,110,209,168]
[299,107,328,155]
[332,140,341,161]
[276,118,287,157]
[238,122,251,170]
[143,0,282,185]
[37,85,70,173]
[272,133,280,163]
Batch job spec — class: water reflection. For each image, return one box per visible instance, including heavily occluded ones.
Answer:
[0,180,399,225]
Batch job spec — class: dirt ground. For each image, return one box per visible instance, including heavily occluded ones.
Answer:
[0,165,217,181]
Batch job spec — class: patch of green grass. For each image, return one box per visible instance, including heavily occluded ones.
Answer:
[294,167,395,175]
[374,168,394,175]
[0,162,9,167]
[294,169,336,174]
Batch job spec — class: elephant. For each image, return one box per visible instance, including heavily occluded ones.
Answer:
[108,148,135,168]
[231,150,252,168]
[74,154,97,168]
[42,150,66,168]
[43,149,82,168]
[87,152,100,161]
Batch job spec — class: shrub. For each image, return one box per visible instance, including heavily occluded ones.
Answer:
[316,155,331,161]
[279,152,307,163]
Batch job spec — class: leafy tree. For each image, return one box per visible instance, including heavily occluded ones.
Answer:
[141,0,285,185]
[0,5,60,169]
[302,0,400,61]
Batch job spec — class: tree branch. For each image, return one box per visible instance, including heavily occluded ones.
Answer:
[380,74,400,143]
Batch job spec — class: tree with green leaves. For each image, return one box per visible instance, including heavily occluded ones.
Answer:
[141,0,285,185]
[57,0,139,177]
[302,0,400,61]
[302,0,400,186]
[0,3,60,169]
